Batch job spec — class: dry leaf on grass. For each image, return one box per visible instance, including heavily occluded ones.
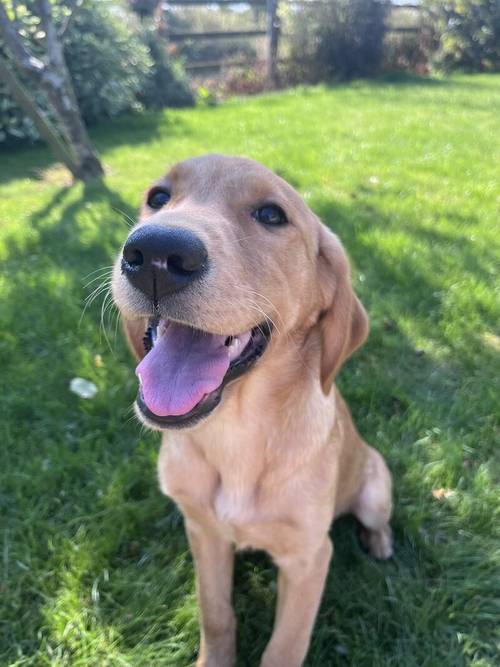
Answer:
[432,488,454,501]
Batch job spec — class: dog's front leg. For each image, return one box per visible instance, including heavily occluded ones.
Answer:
[186,522,236,667]
[260,538,333,667]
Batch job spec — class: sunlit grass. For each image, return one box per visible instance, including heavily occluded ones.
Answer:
[1,74,499,666]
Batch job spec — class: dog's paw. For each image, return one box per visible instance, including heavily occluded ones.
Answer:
[358,524,393,560]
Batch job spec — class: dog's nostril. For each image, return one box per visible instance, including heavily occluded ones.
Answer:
[168,253,197,276]
[124,246,144,267]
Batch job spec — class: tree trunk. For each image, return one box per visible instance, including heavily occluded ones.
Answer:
[37,0,104,180]
[0,0,104,182]
[39,71,104,181]
[0,57,81,179]
[266,0,279,89]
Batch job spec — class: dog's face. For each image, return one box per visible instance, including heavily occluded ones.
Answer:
[112,155,368,430]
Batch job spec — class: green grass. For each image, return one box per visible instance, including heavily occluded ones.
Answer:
[1,74,499,667]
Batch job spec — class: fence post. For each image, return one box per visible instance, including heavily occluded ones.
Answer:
[266,0,279,88]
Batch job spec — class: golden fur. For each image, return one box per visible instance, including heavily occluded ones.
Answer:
[112,155,393,667]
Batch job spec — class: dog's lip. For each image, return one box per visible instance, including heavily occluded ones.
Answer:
[135,319,272,430]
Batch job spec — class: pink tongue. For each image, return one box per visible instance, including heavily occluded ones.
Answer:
[136,322,230,417]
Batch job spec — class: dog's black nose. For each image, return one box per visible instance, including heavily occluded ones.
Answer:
[122,224,208,299]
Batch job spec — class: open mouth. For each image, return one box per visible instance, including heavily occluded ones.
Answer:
[135,318,272,429]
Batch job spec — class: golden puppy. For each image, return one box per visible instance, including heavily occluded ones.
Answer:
[112,155,393,667]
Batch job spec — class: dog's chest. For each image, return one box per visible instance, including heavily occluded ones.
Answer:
[159,446,295,552]
[212,487,253,545]
[212,483,295,552]
[214,485,252,525]
[159,425,312,554]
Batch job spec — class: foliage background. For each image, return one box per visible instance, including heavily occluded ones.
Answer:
[2,1,500,145]
[0,0,193,145]
[428,0,500,72]
[286,0,389,82]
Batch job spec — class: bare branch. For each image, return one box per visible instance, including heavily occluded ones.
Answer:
[36,0,53,33]
[59,0,84,38]
[0,2,45,76]
[36,0,62,69]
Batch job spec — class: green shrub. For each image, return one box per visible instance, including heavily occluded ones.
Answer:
[0,0,193,145]
[428,0,500,72]
[139,25,194,109]
[286,0,389,82]
[63,0,152,123]
[0,82,39,145]
[381,5,438,75]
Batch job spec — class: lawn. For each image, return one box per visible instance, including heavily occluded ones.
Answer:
[0,74,499,667]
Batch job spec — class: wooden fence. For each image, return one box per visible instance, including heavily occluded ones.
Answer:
[161,0,423,85]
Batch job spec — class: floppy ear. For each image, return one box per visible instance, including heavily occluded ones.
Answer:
[122,317,147,361]
[317,225,369,394]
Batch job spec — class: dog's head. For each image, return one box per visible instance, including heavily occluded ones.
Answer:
[112,155,368,430]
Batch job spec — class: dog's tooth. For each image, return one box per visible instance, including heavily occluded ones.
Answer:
[227,337,243,361]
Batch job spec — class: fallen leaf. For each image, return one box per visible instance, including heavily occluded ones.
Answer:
[482,331,500,351]
[432,488,454,501]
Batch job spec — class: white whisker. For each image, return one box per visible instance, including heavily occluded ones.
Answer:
[83,270,113,289]
[99,289,116,356]
[230,284,285,337]
[113,207,136,229]
[79,279,113,328]
[113,306,122,342]
[82,265,114,281]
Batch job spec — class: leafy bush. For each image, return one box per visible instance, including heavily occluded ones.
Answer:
[0,0,193,145]
[286,0,389,82]
[220,63,267,96]
[0,83,39,145]
[186,64,266,107]
[139,26,194,109]
[428,0,500,72]
[63,0,152,123]
[383,32,428,75]
[129,0,160,19]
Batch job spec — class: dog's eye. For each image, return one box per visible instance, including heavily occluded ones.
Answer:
[147,188,171,210]
[252,204,288,227]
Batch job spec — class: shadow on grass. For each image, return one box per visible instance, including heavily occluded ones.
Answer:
[326,72,498,92]
[297,196,498,665]
[91,110,188,153]
[1,180,498,665]
[370,72,449,86]
[303,72,450,95]
[0,178,154,660]
[0,110,187,186]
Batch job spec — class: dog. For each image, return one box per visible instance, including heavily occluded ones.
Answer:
[112,154,393,667]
